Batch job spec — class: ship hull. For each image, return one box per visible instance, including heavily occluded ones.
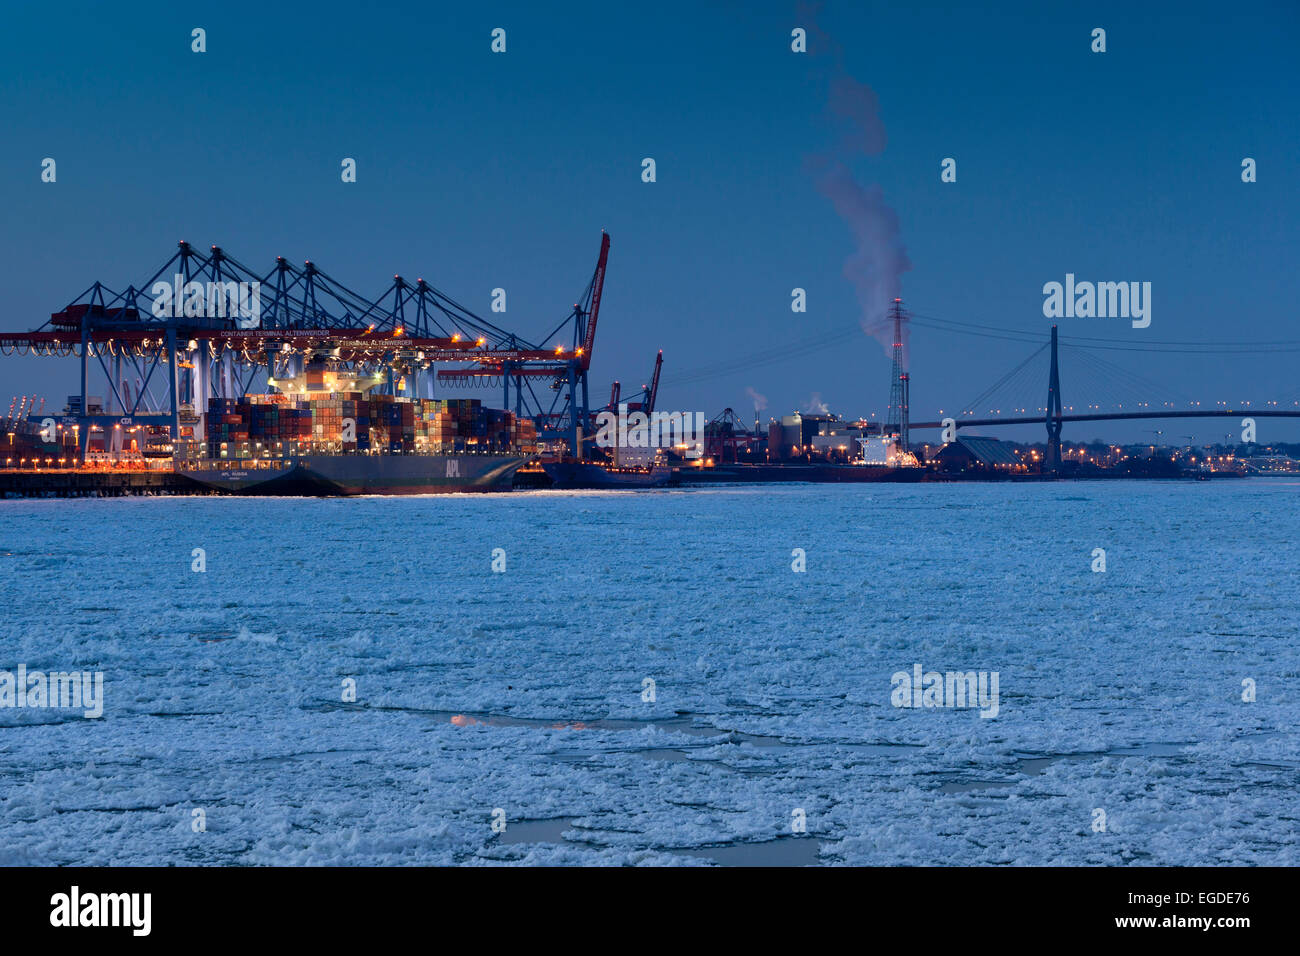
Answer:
[543,461,671,489]
[673,463,925,484]
[181,453,529,496]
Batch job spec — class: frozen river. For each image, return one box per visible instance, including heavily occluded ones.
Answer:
[1,480,1296,865]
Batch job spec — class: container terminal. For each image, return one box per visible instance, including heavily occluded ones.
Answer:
[0,236,610,496]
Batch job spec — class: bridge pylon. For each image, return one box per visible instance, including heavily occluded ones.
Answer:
[1045,324,1062,473]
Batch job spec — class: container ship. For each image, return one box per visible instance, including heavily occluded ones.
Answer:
[179,387,536,496]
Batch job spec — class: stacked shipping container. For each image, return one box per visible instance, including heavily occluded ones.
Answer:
[205,393,537,460]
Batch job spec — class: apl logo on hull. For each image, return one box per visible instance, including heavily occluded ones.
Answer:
[446,459,460,478]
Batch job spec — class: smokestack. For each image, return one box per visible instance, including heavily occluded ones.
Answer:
[886,299,907,438]
[900,372,910,452]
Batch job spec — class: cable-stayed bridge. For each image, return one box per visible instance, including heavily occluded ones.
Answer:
[665,304,1300,472]
[900,311,1300,470]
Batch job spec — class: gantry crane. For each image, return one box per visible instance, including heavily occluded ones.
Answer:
[0,234,613,460]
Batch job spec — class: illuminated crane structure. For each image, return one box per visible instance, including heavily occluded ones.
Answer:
[438,232,611,456]
[0,234,616,460]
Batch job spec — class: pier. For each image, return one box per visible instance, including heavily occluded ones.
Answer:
[0,469,203,498]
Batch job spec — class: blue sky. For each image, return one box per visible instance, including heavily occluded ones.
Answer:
[2,0,1297,442]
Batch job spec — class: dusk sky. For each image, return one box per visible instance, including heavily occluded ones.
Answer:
[2,0,1297,442]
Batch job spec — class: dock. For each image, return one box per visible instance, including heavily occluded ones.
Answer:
[0,470,205,498]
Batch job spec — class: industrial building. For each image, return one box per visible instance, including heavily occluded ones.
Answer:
[932,435,1024,473]
[767,413,885,462]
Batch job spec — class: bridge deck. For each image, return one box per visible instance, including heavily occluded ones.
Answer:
[912,409,1296,429]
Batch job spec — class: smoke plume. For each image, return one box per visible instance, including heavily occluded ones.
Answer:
[804,393,831,415]
[745,386,768,412]
[800,2,912,366]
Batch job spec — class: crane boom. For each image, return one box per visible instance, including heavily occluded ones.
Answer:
[580,232,610,371]
[647,350,663,414]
